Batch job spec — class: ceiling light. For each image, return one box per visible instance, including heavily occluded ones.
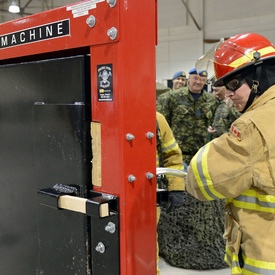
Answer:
[9,0,20,13]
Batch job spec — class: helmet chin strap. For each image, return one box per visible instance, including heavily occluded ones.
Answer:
[240,65,261,113]
[240,80,259,113]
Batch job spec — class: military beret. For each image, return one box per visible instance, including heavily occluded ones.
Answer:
[172,71,186,80]
[189,67,208,77]
[189,67,197,75]
[199,70,208,77]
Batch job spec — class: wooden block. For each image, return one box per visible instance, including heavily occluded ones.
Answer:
[99,203,109,218]
[58,195,86,214]
[91,122,102,187]
[58,195,109,218]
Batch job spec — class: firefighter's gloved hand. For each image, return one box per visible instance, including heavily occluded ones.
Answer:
[166,191,184,213]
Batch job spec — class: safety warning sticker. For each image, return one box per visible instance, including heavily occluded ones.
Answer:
[67,0,104,18]
[97,64,113,102]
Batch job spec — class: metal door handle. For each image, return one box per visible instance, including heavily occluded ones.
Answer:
[156,167,187,178]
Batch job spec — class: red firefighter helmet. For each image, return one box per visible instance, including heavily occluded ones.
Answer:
[196,33,275,86]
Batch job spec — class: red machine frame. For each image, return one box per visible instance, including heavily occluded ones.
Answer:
[0,0,157,274]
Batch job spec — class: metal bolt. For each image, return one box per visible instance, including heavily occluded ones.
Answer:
[146,132,155,139]
[126,133,135,141]
[86,15,96,28]
[107,0,117,7]
[253,51,261,60]
[105,222,116,234]
[107,27,118,40]
[95,242,105,253]
[146,172,155,180]
[128,175,136,183]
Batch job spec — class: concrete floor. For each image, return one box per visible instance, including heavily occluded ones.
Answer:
[159,257,231,275]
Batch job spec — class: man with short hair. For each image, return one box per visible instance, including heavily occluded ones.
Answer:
[171,71,186,90]
[157,67,216,164]
[187,67,208,94]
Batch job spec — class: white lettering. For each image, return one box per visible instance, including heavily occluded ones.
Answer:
[46,26,52,37]
[1,36,8,46]
[11,34,17,44]
[29,29,35,40]
[20,32,25,42]
[0,20,69,49]
[57,23,63,35]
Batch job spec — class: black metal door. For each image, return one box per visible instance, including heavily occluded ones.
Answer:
[0,55,92,274]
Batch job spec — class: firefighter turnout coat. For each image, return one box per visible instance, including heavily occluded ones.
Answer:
[186,85,275,275]
[156,112,185,275]
[156,111,185,191]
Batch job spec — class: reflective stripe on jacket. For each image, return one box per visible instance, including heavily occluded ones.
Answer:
[186,86,275,274]
[156,112,185,191]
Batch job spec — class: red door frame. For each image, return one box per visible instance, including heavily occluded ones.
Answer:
[0,1,157,274]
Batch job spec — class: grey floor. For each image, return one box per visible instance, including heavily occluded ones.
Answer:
[159,257,231,275]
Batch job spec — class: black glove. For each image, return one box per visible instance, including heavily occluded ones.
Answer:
[166,191,184,213]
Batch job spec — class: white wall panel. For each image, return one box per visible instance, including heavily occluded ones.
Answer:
[157,0,275,84]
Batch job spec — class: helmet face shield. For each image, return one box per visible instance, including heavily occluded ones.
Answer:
[195,39,224,82]
[196,39,254,85]
[195,33,275,87]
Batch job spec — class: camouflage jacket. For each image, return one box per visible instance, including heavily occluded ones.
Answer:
[156,87,216,164]
[209,99,241,139]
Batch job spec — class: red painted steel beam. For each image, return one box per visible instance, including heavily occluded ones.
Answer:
[91,2,157,274]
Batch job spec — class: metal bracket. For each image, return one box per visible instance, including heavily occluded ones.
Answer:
[38,186,120,274]
[37,185,119,218]
[91,214,120,275]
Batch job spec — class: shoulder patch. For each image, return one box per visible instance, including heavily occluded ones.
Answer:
[231,125,242,139]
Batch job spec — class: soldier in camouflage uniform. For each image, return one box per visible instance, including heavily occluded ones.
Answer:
[156,67,216,165]
[156,68,228,270]
[207,85,241,140]
[171,71,187,90]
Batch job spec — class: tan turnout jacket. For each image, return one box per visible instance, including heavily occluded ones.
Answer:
[157,112,185,191]
[186,85,275,275]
